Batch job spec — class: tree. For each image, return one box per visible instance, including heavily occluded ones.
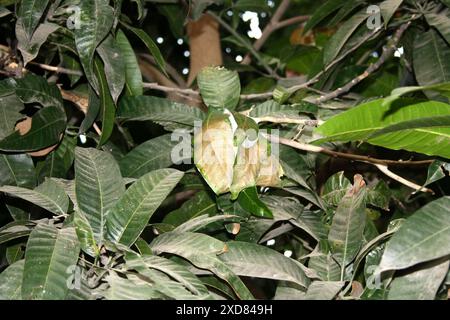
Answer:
[0,0,449,300]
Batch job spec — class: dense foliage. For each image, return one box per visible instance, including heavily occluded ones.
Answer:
[0,0,449,300]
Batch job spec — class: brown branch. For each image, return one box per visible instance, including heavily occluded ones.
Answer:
[314,21,412,104]
[270,135,433,167]
[242,0,307,65]
[28,62,83,76]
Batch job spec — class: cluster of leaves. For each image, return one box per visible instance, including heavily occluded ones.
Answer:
[0,0,449,300]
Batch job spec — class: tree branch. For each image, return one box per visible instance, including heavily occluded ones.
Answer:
[373,164,433,193]
[270,135,433,167]
[314,21,412,104]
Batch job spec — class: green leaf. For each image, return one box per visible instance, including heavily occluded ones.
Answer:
[237,186,273,218]
[302,281,345,300]
[380,0,403,27]
[36,135,76,181]
[219,241,309,288]
[163,191,217,227]
[75,147,125,244]
[413,30,450,100]
[426,12,450,44]
[0,106,66,152]
[119,134,178,178]
[22,225,80,300]
[322,171,351,206]
[368,115,450,139]
[106,169,184,247]
[17,0,50,39]
[0,154,36,188]
[328,175,366,276]
[80,87,100,134]
[0,94,24,140]
[0,179,69,216]
[366,180,391,211]
[197,67,241,110]
[308,252,342,282]
[388,258,450,300]
[116,29,143,96]
[0,221,35,245]
[117,95,205,129]
[315,99,450,159]
[15,74,63,109]
[73,210,99,257]
[125,253,210,298]
[0,260,24,300]
[323,10,369,65]
[6,244,24,265]
[379,197,450,272]
[16,21,59,65]
[425,161,449,186]
[303,0,347,33]
[150,231,254,299]
[120,22,166,75]
[103,272,164,300]
[383,83,450,106]
[97,34,125,102]
[74,0,114,92]
[93,57,116,146]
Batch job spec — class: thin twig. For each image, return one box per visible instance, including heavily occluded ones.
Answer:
[208,11,278,77]
[138,53,187,88]
[29,61,83,76]
[270,135,433,167]
[254,116,323,126]
[373,164,433,193]
[314,21,412,104]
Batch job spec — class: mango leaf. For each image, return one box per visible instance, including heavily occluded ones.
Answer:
[219,241,309,288]
[322,171,351,206]
[119,134,177,178]
[125,253,211,298]
[36,135,76,180]
[383,83,450,106]
[0,94,24,140]
[0,221,36,245]
[15,74,63,109]
[426,12,450,44]
[0,179,69,216]
[315,99,450,159]
[97,34,125,102]
[120,22,166,75]
[17,0,49,39]
[75,147,125,244]
[106,169,184,247]
[0,260,24,300]
[194,111,235,194]
[150,231,254,300]
[16,21,59,65]
[73,210,99,258]
[237,186,273,218]
[302,281,345,300]
[115,29,143,96]
[328,175,366,276]
[80,87,100,134]
[379,196,450,272]
[388,258,450,300]
[173,214,239,233]
[0,154,36,188]
[74,0,114,92]
[93,57,116,146]
[380,0,403,27]
[303,0,347,33]
[323,10,369,65]
[308,253,342,282]
[22,225,80,300]
[425,161,449,186]
[163,191,217,227]
[117,95,205,129]
[197,67,241,110]
[6,244,24,264]
[413,30,450,100]
[103,272,164,300]
[0,106,66,152]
